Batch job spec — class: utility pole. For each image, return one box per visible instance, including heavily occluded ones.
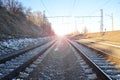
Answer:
[107,13,114,31]
[100,9,103,32]
[74,20,78,34]
[112,13,114,31]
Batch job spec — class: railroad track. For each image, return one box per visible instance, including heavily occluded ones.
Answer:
[0,40,55,80]
[0,40,50,64]
[1,38,120,80]
[69,40,120,80]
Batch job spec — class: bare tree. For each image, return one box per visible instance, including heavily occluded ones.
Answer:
[0,0,2,6]
[0,0,24,14]
[26,11,53,36]
[25,7,31,15]
[0,1,4,9]
[27,12,43,26]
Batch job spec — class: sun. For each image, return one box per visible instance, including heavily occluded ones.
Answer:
[52,24,69,36]
[55,30,66,37]
[55,29,66,36]
[53,24,67,36]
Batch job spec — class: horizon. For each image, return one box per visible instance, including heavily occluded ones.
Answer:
[19,0,120,35]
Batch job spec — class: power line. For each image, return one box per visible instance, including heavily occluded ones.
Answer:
[47,16,71,18]
[41,0,50,14]
[75,16,100,18]
[90,0,111,15]
[69,0,77,16]
[73,0,77,8]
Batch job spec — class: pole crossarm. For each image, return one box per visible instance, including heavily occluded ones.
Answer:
[47,16,71,18]
[47,16,101,18]
[74,16,101,18]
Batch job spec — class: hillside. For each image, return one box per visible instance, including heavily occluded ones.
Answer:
[0,8,53,40]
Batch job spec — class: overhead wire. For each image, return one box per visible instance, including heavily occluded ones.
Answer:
[89,0,111,15]
[41,0,50,15]
[73,0,77,8]
[68,0,77,16]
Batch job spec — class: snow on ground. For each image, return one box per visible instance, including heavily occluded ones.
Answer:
[0,37,51,56]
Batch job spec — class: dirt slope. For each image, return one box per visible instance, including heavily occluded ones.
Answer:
[0,9,50,40]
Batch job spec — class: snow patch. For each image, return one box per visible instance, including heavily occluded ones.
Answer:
[0,37,51,56]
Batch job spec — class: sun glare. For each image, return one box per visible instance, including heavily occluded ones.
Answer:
[56,31,65,36]
[52,24,69,36]
[51,22,75,36]
[54,27,67,36]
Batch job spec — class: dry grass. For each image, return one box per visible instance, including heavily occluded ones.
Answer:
[83,30,120,43]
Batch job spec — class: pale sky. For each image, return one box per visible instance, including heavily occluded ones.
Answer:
[19,0,120,35]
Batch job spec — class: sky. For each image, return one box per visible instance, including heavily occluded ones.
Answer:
[19,0,120,35]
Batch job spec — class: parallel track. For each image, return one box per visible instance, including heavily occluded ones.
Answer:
[0,40,49,64]
[1,38,120,80]
[0,40,55,80]
[69,40,120,80]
